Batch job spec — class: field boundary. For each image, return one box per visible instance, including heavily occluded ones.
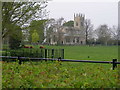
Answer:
[0,56,120,70]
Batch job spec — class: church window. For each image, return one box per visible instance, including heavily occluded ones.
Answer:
[66,37,70,43]
[81,22,83,26]
[76,22,78,26]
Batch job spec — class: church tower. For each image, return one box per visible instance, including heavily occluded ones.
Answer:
[74,13,85,30]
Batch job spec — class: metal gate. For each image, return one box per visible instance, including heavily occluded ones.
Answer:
[2,48,64,59]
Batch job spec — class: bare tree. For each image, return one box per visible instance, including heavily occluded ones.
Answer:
[95,24,111,45]
[109,25,119,45]
[110,26,118,40]
[84,19,94,45]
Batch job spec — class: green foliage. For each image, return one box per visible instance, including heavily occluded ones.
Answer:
[2,2,47,38]
[63,20,74,27]
[2,61,120,88]
[32,30,39,43]
[9,25,22,49]
[3,47,45,58]
[29,20,47,43]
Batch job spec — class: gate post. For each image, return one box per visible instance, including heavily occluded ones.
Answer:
[62,49,64,59]
[58,57,61,61]
[45,49,47,61]
[52,49,54,58]
[113,59,117,70]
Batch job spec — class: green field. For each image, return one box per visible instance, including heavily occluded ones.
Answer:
[44,45,118,61]
[2,45,120,88]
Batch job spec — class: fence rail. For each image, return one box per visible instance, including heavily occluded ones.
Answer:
[0,56,119,70]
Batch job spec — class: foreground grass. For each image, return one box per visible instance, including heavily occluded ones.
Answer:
[2,61,120,88]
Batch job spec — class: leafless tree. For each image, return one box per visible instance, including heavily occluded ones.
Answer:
[95,24,111,45]
[84,19,94,44]
[109,26,118,40]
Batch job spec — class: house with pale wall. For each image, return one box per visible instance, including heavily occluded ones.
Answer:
[47,13,86,45]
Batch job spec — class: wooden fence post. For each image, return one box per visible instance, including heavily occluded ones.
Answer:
[45,49,47,61]
[58,57,61,61]
[18,56,22,65]
[113,59,117,70]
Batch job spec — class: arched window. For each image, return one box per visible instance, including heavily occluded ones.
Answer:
[81,41,83,44]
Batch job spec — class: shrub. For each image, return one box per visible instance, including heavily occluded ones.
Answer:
[9,25,22,49]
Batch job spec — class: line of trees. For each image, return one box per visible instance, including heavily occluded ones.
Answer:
[84,21,119,45]
[95,25,119,45]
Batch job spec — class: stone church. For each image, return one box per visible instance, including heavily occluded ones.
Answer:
[47,13,86,45]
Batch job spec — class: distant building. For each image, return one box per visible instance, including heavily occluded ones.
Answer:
[47,13,86,45]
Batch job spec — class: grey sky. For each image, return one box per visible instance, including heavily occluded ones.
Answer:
[46,0,118,29]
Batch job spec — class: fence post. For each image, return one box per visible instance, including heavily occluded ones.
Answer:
[40,49,43,58]
[18,56,22,65]
[62,49,64,59]
[58,57,61,61]
[113,59,117,70]
[45,49,47,61]
[52,49,54,58]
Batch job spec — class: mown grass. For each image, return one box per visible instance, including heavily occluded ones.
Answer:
[43,45,118,61]
[2,45,118,61]
[2,45,119,88]
[23,45,118,61]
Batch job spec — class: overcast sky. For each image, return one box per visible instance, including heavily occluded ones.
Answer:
[46,0,119,29]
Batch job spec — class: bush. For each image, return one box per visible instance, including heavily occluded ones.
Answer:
[9,36,21,49]
[9,25,22,49]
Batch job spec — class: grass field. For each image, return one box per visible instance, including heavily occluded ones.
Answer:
[2,45,120,88]
[44,45,118,61]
